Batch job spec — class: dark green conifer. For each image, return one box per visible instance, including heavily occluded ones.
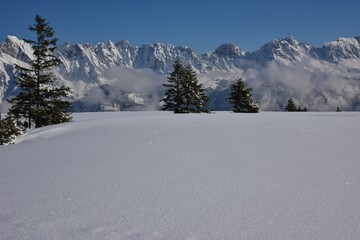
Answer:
[162,59,209,113]
[183,65,208,113]
[8,15,71,128]
[285,98,297,112]
[0,114,22,145]
[162,58,185,113]
[227,78,259,113]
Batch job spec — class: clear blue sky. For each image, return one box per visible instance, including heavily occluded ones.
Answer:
[1,0,359,54]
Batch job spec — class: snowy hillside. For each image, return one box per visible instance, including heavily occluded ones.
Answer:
[1,112,360,239]
[1,36,360,111]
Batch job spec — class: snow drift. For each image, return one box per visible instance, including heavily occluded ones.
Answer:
[1,112,360,239]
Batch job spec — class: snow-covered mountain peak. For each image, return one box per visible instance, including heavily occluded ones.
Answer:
[278,36,298,45]
[115,40,131,48]
[1,35,360,111]
[94,40,116,50]
[0,35,33,62]
[58,42,73,50]
[322,37,360,62]
[336,37,359,45]
[249,36,311,63]
[324,37,360,50]
[214,43,246,58]
[106,40,114,47]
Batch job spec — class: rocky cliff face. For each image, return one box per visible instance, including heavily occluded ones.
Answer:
[1,35,360,111]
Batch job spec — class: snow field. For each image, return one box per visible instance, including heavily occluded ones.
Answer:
[1,111,360,239]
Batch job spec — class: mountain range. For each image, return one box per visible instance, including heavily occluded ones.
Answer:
[1,35,360,111]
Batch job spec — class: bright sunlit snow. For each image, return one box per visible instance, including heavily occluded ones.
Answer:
[1,111,360,239]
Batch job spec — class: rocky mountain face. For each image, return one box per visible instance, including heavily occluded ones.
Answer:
[1,35,360,111]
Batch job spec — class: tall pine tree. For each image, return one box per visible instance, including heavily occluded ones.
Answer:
[162,59,185,113]
[227,78,259,113]
[8,15,71,128]
[183,65,208,112]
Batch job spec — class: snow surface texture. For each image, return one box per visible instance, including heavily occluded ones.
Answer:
[1,112,360,239]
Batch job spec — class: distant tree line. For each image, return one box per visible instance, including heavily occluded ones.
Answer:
[284,98,308,112]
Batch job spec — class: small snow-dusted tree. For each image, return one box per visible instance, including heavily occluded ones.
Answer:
[8,15,71,128]
[227,78,259,113]
[285,98,297,112]
[0,114,22,145]
[162,59,209,113]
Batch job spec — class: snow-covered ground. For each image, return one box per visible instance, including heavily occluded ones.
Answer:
[1,111,360,240]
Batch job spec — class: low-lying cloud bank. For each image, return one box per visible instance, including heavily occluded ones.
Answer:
[249,61,360,111]
[200,59,360,111]
[73,67,166,111]
[69,61,360,112]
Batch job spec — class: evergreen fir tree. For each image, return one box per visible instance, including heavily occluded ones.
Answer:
[285,98,297,112]
[183,65,209,112]
[0,114,22,145]
[0,114,4,145]
[162,59,209,113]
[162,58,185,113]
[227,78,259,113]
[8,15,71,128]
